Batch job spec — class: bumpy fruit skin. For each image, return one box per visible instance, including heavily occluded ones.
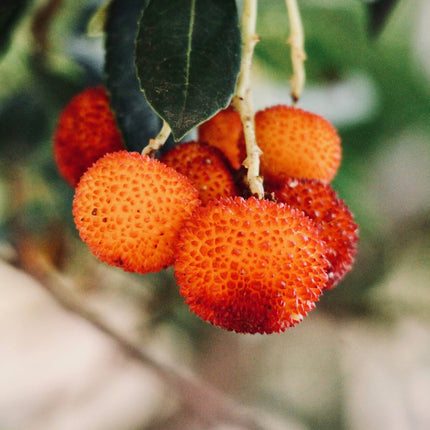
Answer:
[273,177,358,289]
[73,151,200,274]
[198,106,245,170]
[54,86,124,187]
[254,105,341,183]
[175,196,329,334]
[160,141,238,205]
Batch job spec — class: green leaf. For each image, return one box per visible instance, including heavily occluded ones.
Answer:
[135,0,241,141]
[0,0,29,57]
[104,0,163,152]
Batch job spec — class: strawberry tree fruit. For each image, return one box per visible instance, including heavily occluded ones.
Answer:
[198,106,245,170]
[272,177,358,289]
[174,196,329,334]
[254,105,341,183]
[53,86,125,187]
[160,141,238,205]
[73,151,200,274]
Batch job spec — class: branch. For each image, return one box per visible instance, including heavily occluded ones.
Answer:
[31,0,64,56]
[16,246,269,430]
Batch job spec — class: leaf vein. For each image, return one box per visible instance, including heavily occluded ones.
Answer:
[183,0,196,115]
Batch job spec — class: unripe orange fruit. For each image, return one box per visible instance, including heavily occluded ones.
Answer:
[73,151,200,273]
[54,86,124,187]
[273,177,358,289]
[175,196,329,334]
[198,106,245,170]
[160,141,238,205]
[254,105,341,183]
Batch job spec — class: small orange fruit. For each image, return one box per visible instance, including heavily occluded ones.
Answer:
[175,196,329,334]
[160,141,238,205]
[73,151,200,273]
[54,86,124,187]
[254,105,341,183]
[198,106,245,170]
[273,177,358,289]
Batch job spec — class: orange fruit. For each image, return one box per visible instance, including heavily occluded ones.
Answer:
[254,105,341,183]
[54,86,124,187]
[273,177,358,289]
[160,141,238,205]
[73,151,200,273]
[198,106,245,170]
[174,196,329,334]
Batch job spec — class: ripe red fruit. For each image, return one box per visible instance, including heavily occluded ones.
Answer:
[53,86,124,187]
[254,105,341,183]
[198,106,245,170]
[273,177,358,289]
[160,141,238,205]
[175,196,329,334]
[73,151,200,273]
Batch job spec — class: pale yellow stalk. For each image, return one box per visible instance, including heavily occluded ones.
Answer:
[232,0,264,199]
[285,0,306,104]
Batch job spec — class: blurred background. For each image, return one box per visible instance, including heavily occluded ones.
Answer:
[0,0,429,429]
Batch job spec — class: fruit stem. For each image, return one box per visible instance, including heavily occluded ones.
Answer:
[232,0,264,199]
[142,120,171,156]
[285,0,306,104]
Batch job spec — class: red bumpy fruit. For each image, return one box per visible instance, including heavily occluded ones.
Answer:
[160,141,238,205]
[273,177,358,289]
[254,105,341,184]
[174,196,329,334]
[73,151,200,273]
[198,105,245,170]
[54,86,124,187]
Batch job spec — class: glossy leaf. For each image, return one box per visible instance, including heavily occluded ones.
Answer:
[104,0,162,152]
[135,0,241,141]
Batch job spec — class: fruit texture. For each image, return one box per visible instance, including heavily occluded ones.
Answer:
[54,86,124,187]
[198,106,245,170]
[174,196,329,334]
[273,177,358,289]
[254,105,341,183]
[160,141,238,205]
[73,151,200,273]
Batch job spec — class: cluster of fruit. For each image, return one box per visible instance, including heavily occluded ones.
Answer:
[54,86,358,334]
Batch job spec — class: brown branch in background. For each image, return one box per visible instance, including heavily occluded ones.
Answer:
[16,244,269,430]
[31,0,64,56]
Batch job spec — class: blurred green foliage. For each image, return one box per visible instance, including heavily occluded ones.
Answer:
[0,0,29,56]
